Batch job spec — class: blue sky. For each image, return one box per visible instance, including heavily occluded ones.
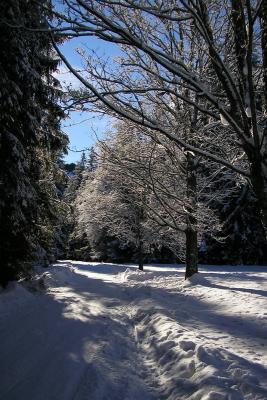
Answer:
[58,37,117,163]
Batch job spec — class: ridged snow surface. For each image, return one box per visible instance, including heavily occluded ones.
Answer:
[1,262,267,400]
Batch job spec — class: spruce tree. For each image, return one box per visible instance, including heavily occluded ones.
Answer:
[0,0,67,285]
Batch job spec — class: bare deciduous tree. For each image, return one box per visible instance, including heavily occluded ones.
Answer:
[51,0,267,238]
[76,120,238,277]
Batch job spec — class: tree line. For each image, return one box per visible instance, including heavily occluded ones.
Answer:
[1,0,267,284]
[66,121,267,277]
[54,0,267,277]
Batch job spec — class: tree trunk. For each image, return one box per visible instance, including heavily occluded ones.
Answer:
[260,0,267,114]
[185,154,198,279]
[136,202,145,271]
[258,0,267,237]
[185,225,198,279]
[137,239,144,271]
[256,193,267,240]
[250,157,267,240]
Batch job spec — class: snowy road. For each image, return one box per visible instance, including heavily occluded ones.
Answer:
[1,262,267,400]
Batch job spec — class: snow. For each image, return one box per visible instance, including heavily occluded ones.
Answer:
[245,107,252,118]
[1,262,267,400]
[220,113,229,126]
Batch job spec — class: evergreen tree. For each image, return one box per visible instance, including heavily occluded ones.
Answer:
[0,0,67,285]
[202,186,267,265]
[87,146,98,172]
[64,152,90,260]
[64,152,86,204]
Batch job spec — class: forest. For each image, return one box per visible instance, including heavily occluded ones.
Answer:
[1,0,267,284]
[0,1,267,399]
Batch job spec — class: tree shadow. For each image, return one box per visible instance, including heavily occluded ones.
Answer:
[4,262,266,399]
[0,280,158,400]
[196,275,267,298]
[50,263,267,347]
[61,263,267,399]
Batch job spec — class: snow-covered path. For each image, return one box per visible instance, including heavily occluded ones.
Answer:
[1,262,267,400]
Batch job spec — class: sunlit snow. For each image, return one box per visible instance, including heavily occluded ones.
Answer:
[0,262,267,399]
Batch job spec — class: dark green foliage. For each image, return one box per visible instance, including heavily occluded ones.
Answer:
[63,153,88,260]
[201,187,267,265]
[0,0,67,285]
[64,160,85,204]
[64,163,76,174]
